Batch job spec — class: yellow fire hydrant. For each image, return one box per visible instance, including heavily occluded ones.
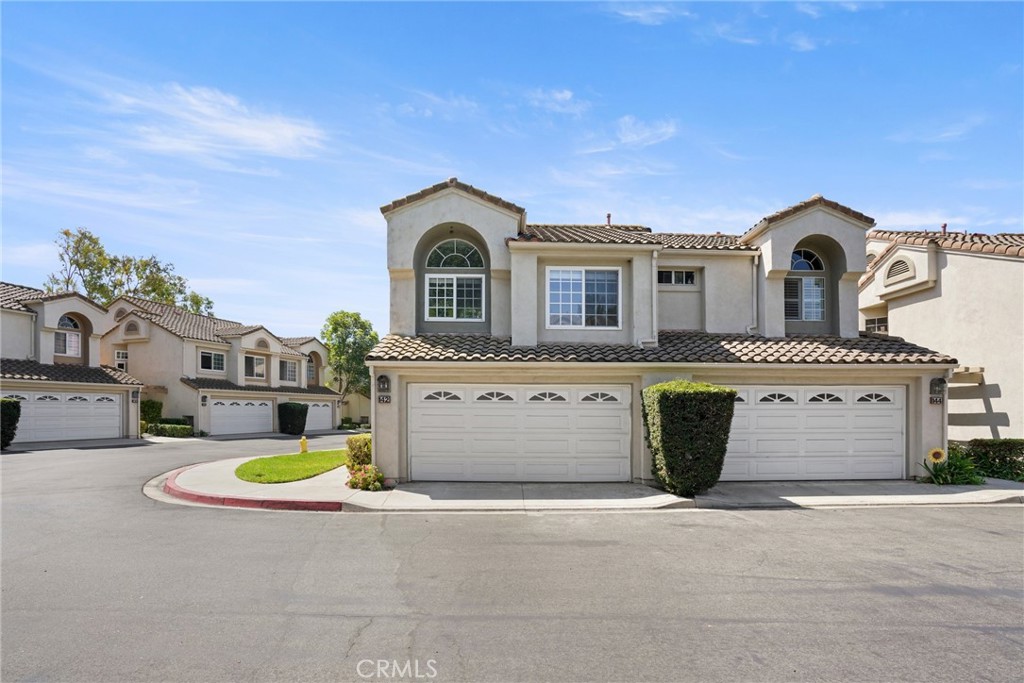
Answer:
[299,436,308,453]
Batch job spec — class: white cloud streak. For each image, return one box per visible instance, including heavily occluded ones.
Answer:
[616,115,678,148]
[605,4,696,26]
[888,114,988,143]
[526,88,591,116]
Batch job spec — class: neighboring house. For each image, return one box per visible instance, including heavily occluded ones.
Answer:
[99,296,340,435]
[366,178,957,484]
[0,282,142,444]
[860,229,1024,440]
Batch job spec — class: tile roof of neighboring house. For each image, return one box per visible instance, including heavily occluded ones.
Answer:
[653,233,758,251]
[1,358,143,385]
[367,330,956,365]
[867,229,1024,258]
[180,377,341,396]
[510,226,757,251]
[0,282,44,312]
[380,177,526,216]
[752,195,876,230]
[115,296,304,355]
[0,282,108,313]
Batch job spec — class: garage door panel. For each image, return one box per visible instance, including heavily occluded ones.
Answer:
[409,384,631,482]
[5,392,123,443]
[722,385,905,481]
[210,399,273,435]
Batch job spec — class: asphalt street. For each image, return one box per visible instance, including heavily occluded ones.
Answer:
[2,437,1022,683]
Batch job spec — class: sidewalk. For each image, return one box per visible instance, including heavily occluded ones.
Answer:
[149,456,1024,513]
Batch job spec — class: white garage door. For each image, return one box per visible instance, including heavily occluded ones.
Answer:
[301,402,334,431]
[721,386,905,481]
[408,384,631,482]
[2,391,122,443]
[210,398,273,435]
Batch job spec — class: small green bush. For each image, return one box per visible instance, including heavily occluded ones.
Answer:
[965,439,1024,482]
[346,464,384,491]
[140,399,162,424]
[278,402,309,435]
[642,380,737,496]
[346,433,372,468]
[147,423,194,438]
[1,398,22,449]
[156,417,190,426]
[140,420,149,434]
[921,444,985,485]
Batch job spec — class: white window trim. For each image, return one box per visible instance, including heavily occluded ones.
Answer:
[424,274,486,323]
[280,360,298,382]
[784,276,826,322]
[657,269,699,287]
[199,350,226,373]
[244,355,266,379]
[545,266,623,331]
[54,330,82,357]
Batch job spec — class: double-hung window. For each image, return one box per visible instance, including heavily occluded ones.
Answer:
[115,350,129,371]
[784,249,826,322]
[280,360,297,382]
[244,356,266,379]
[55,315,81,356]
[547,267,620,329]
[200,350,225,372]
[424,238,486,322]
[306,362,316,382]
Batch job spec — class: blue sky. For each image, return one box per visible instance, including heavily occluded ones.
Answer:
[3,2,1021,337]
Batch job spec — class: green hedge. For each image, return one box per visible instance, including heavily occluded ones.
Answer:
[140,399,162,424]
[346,433,372,467]
[278,402,309,436]
[147,423,194,438]
[965,439,1024,482]
[642,380,737,496]
[1,398,22,449]
[156,417,190,426]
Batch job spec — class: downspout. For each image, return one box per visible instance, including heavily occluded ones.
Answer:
[30,311,38,360]
[746,253,760,335]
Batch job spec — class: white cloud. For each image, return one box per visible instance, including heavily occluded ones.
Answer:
[605,3,695,26]
[795,3,823,19]
[616,115,678,148]
[709,22,760,46]
[787,32,819,52]
[398,90,479,120]
[958,178,1021,191]
[1,242,56,269]
[888,114,988,144]
[526,88,591,116]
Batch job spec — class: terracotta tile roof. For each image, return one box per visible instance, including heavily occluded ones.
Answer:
[180,377,341,396]
[0,282,44,312]
[280,336,317,348]
[367,330,956,365]
[115,296,303,356]
[512,225,664,245]
[867,229,1024,258]
[380,177,526,216]
[654,233,758,251]
[1,358,143,385]
[749,195,876,234]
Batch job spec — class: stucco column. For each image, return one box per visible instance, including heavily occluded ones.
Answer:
[510,251,538,346]
[762,272,787,338]
[389,269,416,335]
[838,274,861,338]
[369,365,401,482]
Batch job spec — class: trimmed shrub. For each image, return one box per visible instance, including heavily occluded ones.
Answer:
[156,417,190,426]
[140,420,149,434]
[346,433,372,468]
[1,398,22,449]
[642,380,737,496]
[147,423,194,438]
[278,402,309,436]
[140,399,163,424]
[346,464,384,491]
[966,439,1024,482]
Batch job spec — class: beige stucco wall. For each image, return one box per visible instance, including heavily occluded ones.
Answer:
[342,392,372,423]
[33,298,108,366]
[656,254,756,333]
[877,252,1023,439]
[1,310,35,359]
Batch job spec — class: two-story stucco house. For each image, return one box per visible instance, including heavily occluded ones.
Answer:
[1,282,142,444]
[860,229,1024,441]
[366,178,958,484]
[100,296,341,435]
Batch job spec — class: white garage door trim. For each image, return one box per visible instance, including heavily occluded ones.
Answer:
[210,398,274,435]
[2,391,122,443]
[721,385,905,481]
[408,384,631,482]
[299,402,334,431]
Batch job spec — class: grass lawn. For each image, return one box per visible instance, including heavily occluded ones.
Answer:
[235,449,348,484]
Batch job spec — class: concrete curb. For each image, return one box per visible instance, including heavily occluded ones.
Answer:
[162,466,345,512]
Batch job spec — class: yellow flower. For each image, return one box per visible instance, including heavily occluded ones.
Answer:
[928,447,947,464]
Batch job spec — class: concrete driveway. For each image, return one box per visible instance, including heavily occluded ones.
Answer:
[2,436,1023,682]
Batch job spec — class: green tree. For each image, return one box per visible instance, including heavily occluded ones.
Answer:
[44,228,213,314]
[321,311,379,402]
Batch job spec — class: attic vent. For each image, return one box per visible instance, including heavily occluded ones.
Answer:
[885,259,914,284]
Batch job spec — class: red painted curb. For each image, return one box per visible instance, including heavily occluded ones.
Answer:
[162,466,345,512]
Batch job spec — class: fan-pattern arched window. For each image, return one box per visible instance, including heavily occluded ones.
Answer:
[55,315,82,356]
[425,239,485,322]
[785,249,826,322]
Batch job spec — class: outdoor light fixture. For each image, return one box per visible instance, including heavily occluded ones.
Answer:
[376,375,391,394]
[201,395,208,406]
[131,390,140,403]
